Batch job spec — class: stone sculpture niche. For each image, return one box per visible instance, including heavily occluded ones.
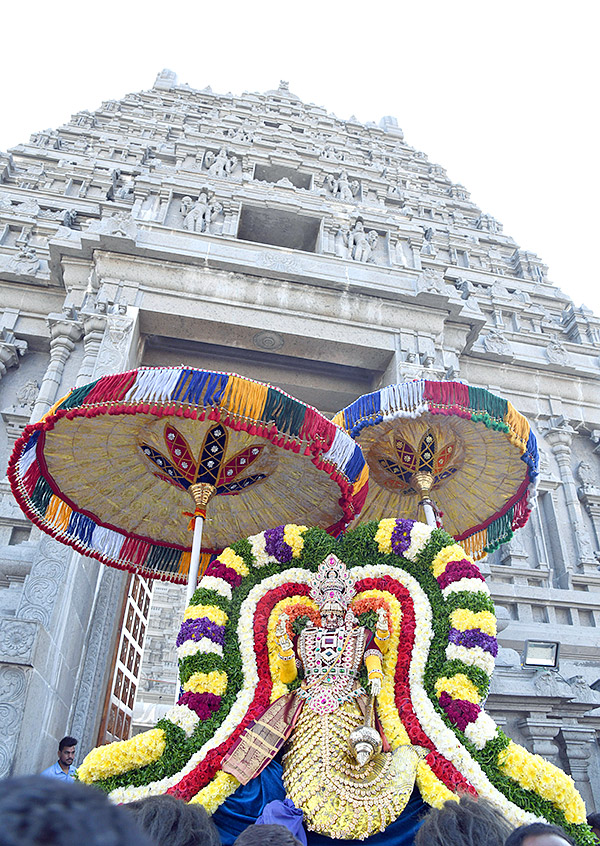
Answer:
[203,147,238,178]
[179,192,224,235]
[335,219,379,263]
[324,170,360,202]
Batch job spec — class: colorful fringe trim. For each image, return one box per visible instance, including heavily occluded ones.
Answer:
[8,367,369,583]
[333,380,538,558]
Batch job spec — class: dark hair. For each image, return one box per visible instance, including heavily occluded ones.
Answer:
[58,736,77,750]
[124,794,221,846]
[504,822,576,846]
[415,795,514,846]
[587,812,600,829]
[0,776,152,846]
[234,824,303,846]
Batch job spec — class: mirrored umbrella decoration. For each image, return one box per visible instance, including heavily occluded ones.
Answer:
[333,379,538,559]
[8,366,369,600]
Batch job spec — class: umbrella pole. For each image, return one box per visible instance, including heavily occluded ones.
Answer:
[413,472,439,528]
[186,515,205,606]
[185,483,217,604]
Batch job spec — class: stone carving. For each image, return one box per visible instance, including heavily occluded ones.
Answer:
[576,460,599,493]
[253,330,284,352]
[204,147,237,177]
[9,247,40,275]
[420,227,437,257]
[87,212,137,238]
[324,170,360,202]
[30,129,61,149]
[17,535,71,628]
[476,213,502,234]
[39,208,78,226]
[415,268,446,294]
[483,328,512,356]
[92,313,135,377]
[0,665,28,778]
[337,220,378,263]
[15,379,40,410]
[320,145,344,162]
[257,251,301,274]
[567,676,600,704]
[223,124,254,142]
[573,521,597,562]
[0,620,36,663]
[180,192,223,234]
[545,336,570,365]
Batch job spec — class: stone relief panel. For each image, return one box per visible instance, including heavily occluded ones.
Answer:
[0,665,29,777]
[333,219,385,264]
[180,192,224,234]
[202,147,240,179]
[323,170,361,203]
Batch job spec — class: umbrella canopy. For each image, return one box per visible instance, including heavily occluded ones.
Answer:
[8,366,369,583]
[333,379,538,559]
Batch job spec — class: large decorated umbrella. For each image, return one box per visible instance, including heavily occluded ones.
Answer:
[8,366,368,599]
[333,379,538,559]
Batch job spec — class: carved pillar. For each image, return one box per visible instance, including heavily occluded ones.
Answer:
[517,718,561,766]
[76,315,107,386]
[30,316,82,421]
[559,726,596,807]
[68,307,141,749]
[577,461,600,550]
[5,308,141,776]
[544,423,597,575]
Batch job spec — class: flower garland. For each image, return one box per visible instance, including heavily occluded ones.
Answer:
[76,519,593,845]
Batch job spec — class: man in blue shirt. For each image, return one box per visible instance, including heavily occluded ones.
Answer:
[40,735,78,781]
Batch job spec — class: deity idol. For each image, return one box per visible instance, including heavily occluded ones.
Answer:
[221,555,425,838]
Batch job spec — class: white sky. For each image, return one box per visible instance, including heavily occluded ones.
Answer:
[2,0,599,317]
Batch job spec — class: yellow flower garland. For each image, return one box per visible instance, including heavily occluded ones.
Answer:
[373,519,396,554]
[431,544,474,578]
[267,596,318,701]
[218,547,250,576]
[78,729,166,783]
[183,670,228,696]
[498,741,586,824]
[283,524,308,557]
[450,609,496,637]
[435,673,481,704]
[188,770,240,813]
[184,604,228,626]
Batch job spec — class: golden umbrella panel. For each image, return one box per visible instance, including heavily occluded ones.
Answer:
[334,380,538,559]
[9,366,369,597]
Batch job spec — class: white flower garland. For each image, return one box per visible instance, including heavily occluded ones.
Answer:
[177,638,224,661]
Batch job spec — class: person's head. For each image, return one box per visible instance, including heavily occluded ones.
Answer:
[234,824,302,846]
[0,776,152,846]
[124,793,220,846]
[58,736,77,767]
[415,794,514,846]
[587,813,600,842]
[504,822,576,846]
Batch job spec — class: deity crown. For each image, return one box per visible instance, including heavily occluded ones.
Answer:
[310,554,356,609]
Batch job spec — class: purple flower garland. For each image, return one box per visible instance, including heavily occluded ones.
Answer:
[390,519,414,556]
[264,526,293,563]
[176,617,225,647]
[448,627,498,656]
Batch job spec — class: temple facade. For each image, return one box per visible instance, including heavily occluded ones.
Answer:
[1,70,599,805]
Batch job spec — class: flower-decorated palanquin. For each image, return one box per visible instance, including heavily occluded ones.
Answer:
[78,520,595,845]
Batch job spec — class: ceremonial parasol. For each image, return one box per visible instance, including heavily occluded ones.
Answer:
[333,379,538,559]
[8,366,369,600]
